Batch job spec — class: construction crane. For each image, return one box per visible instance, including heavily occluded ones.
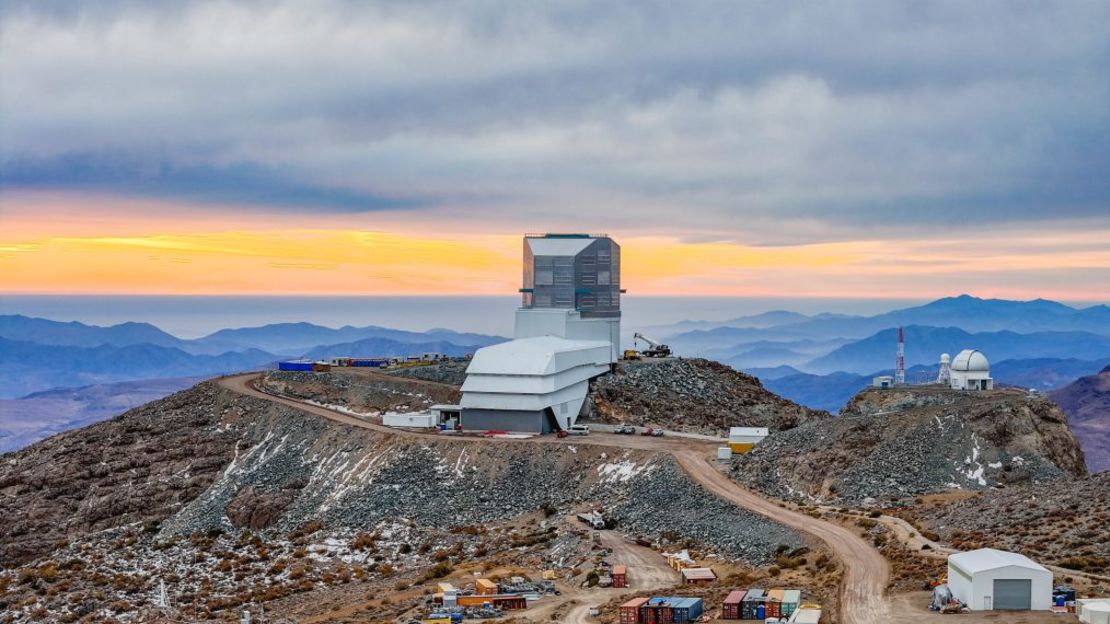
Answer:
[632,332,672,358]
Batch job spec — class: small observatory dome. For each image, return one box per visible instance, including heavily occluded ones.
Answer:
[952,349,989,372]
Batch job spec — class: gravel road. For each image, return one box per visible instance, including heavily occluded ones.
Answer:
[217,372,891,624]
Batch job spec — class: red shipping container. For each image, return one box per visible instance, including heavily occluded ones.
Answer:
[722,589,746,620]
[612,564,628,589]
[621,597,647,624]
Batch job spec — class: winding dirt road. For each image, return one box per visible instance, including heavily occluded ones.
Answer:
[217,372,890,624]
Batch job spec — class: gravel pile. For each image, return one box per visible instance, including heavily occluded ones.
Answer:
[386,361,469,386]
[731,387,1085,504]
[160,396,802,564]
[588,358,828,436]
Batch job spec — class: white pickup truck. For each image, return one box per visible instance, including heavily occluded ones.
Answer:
[576,511,605,529]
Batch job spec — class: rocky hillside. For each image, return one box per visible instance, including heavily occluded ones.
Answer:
[730,386,1087,504]
[385,361,469,386]
[587,358,829,435]
[0,379,807,621]
[905,471,1110,576]
[259,369,460,415]
[1051,365,1110,472]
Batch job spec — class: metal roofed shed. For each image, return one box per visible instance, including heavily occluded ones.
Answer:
[680,567,716,584]
[728,427,769,453]
[948,548,1053,611]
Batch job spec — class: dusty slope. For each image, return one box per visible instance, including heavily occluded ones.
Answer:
[905,471,1110,576]
[730,386,1086,503]
[587,358,829,435]
[1051,365,1110,472]
[259,368,460,414]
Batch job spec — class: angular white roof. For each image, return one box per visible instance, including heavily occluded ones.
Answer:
[949,548,1048,574]
[729,427,769,437]
[952,349,990,372]
[527,237,595,257]
[465,335,611,376]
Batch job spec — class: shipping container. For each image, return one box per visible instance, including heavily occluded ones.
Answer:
[722,590,747,619]
[672,597,703,622]
[312,361,331,372]
[680,567,715,584]
[742,589,765,620]
[278,360,314,371]
[476,579,497,595]
[492,596,527,609]
[612,564,627,588]
[620,597,648,624]
[781,590,801,618]
[765,589,785,618]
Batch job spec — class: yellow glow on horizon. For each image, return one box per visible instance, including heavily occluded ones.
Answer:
[1,224,1108,300]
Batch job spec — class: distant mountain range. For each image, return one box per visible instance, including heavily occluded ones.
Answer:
[1051,366,1110,473]
[0,377,204,452]
[752,357,1110,413]
[0,315,506,398]
[0,315,504,356]
[665,295,1110,352]
[803,326,1110,374]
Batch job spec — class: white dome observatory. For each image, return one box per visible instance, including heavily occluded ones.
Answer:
[949,349,993,390]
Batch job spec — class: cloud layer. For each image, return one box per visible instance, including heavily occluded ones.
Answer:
[3,1,1109,244]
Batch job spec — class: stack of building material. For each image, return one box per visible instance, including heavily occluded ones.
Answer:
[679,567,715,584]
[620,597,648,624]
[667,549,695,570]
[612,565,627,588]
[722,590,746,619]
[741,589,765,619]
[788,605,822,623]
[781,589,802,619]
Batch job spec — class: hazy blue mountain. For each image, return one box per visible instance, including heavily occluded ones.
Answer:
[739,365,803,380]
[665,296,1110,356]
[803,326,1110,374]
[0,376,204,452]
[0,314,187,349]
[193,322,504,355]
[723,346,809,368]
[304,337,485,360]
[762,358,1110,412]
[992,357,1110,392]
[0,338,277,398]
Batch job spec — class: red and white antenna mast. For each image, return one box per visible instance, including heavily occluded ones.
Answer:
[895,326,906,385]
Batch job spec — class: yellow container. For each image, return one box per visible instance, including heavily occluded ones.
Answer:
[728,442,755,453]
[542,569,557,580]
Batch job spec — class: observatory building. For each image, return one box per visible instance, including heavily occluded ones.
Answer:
[949,349,993,391]
[460,234,621,433]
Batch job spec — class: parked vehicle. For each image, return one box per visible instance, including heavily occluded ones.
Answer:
[640,427,665,437]
[615,424,636,434]
[565,424,590,436]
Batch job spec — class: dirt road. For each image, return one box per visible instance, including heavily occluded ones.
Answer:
[217,372,891,624]
[560,532,679,624]
[673,450,890,623]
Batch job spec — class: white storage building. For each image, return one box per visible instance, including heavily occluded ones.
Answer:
[460,336,611,433]
[947,548,1052,611]
[382,412,437,428]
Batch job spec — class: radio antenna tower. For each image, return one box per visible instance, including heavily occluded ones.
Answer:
[895,327,906,385]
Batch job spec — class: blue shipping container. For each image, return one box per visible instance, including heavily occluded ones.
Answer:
[279,360,314,371]
[672,597,703,622]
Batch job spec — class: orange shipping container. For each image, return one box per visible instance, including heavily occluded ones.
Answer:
[620,597,648,624]
[766,589,785,618]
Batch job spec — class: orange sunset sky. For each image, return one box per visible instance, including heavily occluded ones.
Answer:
[1,3,1108,302]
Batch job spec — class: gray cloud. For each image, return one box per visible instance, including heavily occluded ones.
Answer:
[2,1,1108,242]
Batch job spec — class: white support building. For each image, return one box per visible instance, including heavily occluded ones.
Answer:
[950,349,994,390]
[460,336,611,432]
[460,234,622,433]
[948,548,1052,611]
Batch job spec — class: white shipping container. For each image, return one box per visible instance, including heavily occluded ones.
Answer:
[382,413,436,428]
[717,447,733,460]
